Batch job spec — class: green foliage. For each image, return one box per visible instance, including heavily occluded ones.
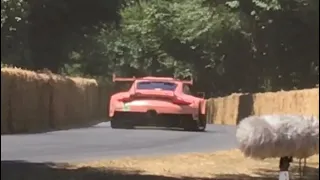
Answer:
[96,0,244,79]
[1,0,31,68]
[2,0,319,96]
[95,0,318,95]
[1,0,121,72]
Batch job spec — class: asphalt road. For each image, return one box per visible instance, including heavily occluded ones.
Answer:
[1,122,237,163]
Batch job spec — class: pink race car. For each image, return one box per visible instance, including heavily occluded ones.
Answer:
[109,74,207,131]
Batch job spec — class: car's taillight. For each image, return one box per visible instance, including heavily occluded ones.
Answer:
[118,97,132,102]
[172,97,191,105]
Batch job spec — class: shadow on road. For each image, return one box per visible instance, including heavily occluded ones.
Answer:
[1,161,176,180]
[1,120,104,135]
[1,161,318,180]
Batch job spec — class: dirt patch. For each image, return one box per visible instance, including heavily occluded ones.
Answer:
[3,149,317,180]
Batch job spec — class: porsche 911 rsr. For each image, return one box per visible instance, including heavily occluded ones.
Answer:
[109,75,207,131]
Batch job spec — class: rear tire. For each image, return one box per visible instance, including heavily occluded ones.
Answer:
[197,114,207,132]
[183,120,199,131]
[183,106,207,132]
[183,119,206,132]
[197,104,208,132]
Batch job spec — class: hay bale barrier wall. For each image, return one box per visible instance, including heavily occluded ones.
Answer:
[207,88,319,125]
[1,66,318,133]
[1,67,110,134]
[206,94,241,124]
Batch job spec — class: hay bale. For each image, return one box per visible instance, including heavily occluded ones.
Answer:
[51,75,75,128]
[205,99,214,123]
[33,73,52,130]
[210,94,241,125]
[291,88,319,117]
[1,68,52,133]
[50,75,100,129]
[252,88,319,117]
[87,79,99,120]
[208,88,318,126]
[72,77,99,124]
[86,81,99,120]
[210,97,223,124]
[68,77,87,124]
[1,70,14,134]
[1,67,110,134]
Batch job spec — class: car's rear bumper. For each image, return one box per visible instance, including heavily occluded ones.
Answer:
[114,104,197,114]
[112,111,195,127]
[110,100,199,120]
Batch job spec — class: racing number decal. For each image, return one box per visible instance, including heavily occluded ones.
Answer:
[123,103,130,111]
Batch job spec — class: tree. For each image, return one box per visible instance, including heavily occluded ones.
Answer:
[2,0,318,94]
[93,0,318,95]
[1,0,122,72]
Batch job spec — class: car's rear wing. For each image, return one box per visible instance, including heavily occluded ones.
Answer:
[196,92,205,98]
[112,73,193,85]
[112,74,136,82]
[180,75,193,85]
[181,79,193,85]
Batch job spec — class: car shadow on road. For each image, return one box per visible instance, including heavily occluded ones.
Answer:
[111,126,202,133]
[1,161,318,180]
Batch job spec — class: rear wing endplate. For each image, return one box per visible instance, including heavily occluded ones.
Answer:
[113,74,193,85]
[196,92,205,98]
[181,75,193,85]
[112,74,136,82]
[181,79,193,85]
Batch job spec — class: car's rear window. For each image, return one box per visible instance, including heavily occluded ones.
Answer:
[136,81,177,91]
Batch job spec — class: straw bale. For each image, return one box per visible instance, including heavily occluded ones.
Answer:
[1,68,52,133]
[252,88,319,117]
[207,88,318,126]
[205,99,214,123]
[209,94,241,125]
[209,97,223,124]
[69,77,99,123]
[1,70,14,134]
[51,76,80,128]
[67,77,87,124]
[86,82,100,119]
[1,67,110,134]
[49,75,101,129]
